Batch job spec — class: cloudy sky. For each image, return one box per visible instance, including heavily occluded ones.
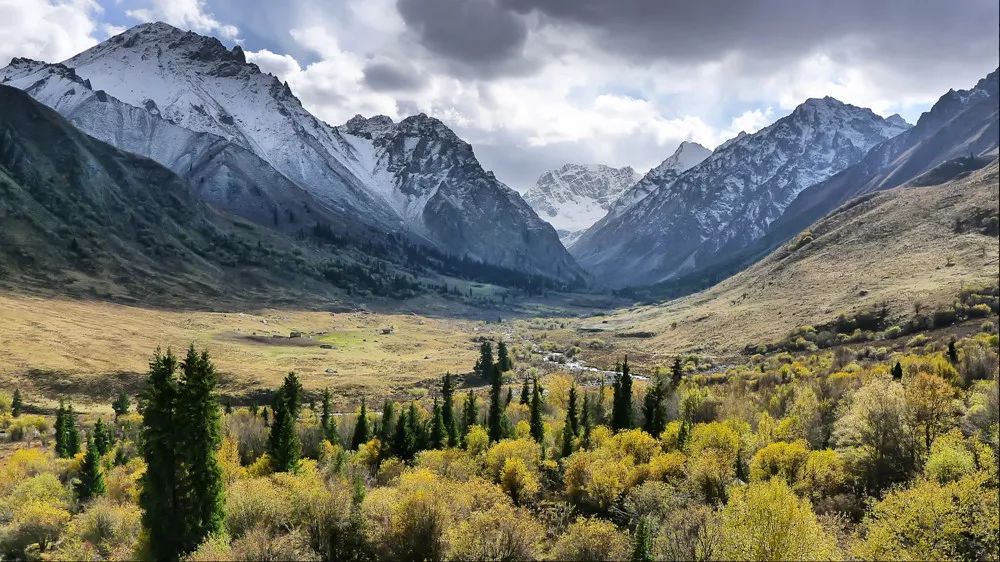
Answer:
[2,0,998,190]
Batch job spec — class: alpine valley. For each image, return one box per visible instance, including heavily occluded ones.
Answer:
[0,13,998,562]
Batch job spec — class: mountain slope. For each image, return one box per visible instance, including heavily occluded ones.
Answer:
[579,160,999,358]
[756,68,999,256]
[606,141,712,218]
[42,22,581,284]
[0,84,372,306]
[572,99,910,288]
[0,58,367,238]
[523,163,640,245]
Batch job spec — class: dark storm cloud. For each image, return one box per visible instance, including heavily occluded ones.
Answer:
[362,60,426,92]
[399,0,997,73]
[396,0,533,75]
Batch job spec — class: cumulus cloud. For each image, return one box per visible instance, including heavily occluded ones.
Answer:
[126,0,239,39]
[0,0,102,66]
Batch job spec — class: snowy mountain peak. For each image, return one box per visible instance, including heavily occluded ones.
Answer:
[524,163,640,245]
[572,98,912,287]
[343,114,397,139]
[885,113,910,128]
[8,22,583,283]
[605,141,713,218]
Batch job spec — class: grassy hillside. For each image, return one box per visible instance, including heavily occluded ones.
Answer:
[559,160,999,362]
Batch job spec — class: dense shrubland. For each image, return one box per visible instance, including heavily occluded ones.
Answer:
[1,322,998,560]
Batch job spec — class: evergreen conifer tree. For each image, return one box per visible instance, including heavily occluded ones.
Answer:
[612,356,634,431]
[320,387,332,434]
[11,389,22,417]
[487,362,504,442]
[140,349,183,559]
[350,398,371,450]
[65,404,81,457]
[642,371,668,437]
[475,341,494,378]
[268,372,303,472]
[892,361,904,380]
[560,416,575,458]
[670,357,684,389]
[378,400,396,444]
[496,341,513,372]
[407,402,424,453]
[461,390,478,444]
[112,390,129,421]
[441,373,458,447]
[392,407,410,459]
[92,418,111,456]
[947,339,959,364]
[505,386,513,406]
[75,436,106,502]
[176,346,225,553]
[429,398,445,449]
[520,378,530,405]
[529,378,544,443]
[54,400,67,457]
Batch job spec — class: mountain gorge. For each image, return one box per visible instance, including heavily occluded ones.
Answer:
[572,98,911,288]
[1,22,582,285]
[523,163,640,246]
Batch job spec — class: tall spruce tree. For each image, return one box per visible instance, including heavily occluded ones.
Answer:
[487,361,504,442]
[269,372,303,472]
[11,389,22,417]
[350,398,371,450]
[64,404,81,457]
[75,436,106,502]
[441,373,458,447]
[505,386,513,406]
[320,388,332,435]
[560,415,575,458]
[392,406,410,459]
[176,346,225,552]
[378,400,396,444]
[670,357,684,389]
[642,371,668,437]
[496,341,513,372]
[429,398,445,449]
[112,391,129,421]
[520,378,530,405]
[54,400,67,457]
[612,356,634,431]
[406,402,425,453]
[461,390,478,443]
[475,341,494,378]
[92,418,111,456]
[140,348,183,559]
[529,378,544,443]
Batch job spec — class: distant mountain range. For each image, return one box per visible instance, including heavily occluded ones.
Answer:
[571,97,911,288]
[1,21,996,302]
[1,22,583,286]
[523,164,640,246]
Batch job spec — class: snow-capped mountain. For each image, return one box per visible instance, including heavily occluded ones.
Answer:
[523,164,640,246]
[606,141,712,217]
[0,57,361,237]
[571,97,911,288]
[1,22,582,283]
[759,68,999,257]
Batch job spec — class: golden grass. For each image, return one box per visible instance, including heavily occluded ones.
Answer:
[0,295,479,411]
